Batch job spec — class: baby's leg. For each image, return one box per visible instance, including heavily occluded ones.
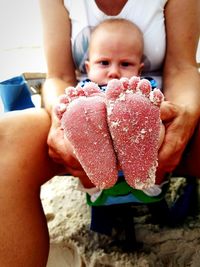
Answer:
[56,82,118,189]
[106,77,164,190]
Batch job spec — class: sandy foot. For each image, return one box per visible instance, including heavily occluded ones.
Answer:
[56,82,118,189]
[106,77,164,190]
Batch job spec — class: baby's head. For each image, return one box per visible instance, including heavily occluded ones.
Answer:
[85,18,144,85]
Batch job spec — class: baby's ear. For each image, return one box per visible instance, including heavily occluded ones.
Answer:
[139,62,144,75]
[85,60,90,74]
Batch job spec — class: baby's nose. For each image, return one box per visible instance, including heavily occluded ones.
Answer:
[108,65,121,79]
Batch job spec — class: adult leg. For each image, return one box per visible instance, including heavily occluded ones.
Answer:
[0,109,60,267]
[169,121,200,224]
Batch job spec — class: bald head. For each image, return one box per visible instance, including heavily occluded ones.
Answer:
[89,18,144,59]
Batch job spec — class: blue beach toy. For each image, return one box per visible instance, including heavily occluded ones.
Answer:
[0,75,34,112]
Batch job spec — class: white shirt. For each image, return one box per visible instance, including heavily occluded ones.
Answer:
[64,0,168,87]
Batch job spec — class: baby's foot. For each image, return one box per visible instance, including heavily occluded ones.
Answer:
[55,82,118,189]
[105,76,164,190]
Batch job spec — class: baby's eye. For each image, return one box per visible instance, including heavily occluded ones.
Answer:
[121,62,130,67]
[100,60,109,66]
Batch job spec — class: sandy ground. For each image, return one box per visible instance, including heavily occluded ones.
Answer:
[41,175,200,267]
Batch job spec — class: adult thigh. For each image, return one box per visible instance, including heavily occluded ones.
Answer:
[0,108,60,188]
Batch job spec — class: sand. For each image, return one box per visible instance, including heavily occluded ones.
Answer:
[41,175,200,267]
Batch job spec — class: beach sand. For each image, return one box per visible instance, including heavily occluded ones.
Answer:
[41,175,200,267]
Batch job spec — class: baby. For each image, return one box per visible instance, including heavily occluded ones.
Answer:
[55,19,164,196]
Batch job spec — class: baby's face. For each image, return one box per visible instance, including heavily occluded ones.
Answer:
[85,28,144,85]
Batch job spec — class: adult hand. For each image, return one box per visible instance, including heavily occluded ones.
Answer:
[156,100,198,183]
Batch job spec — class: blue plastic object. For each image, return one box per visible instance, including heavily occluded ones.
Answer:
[0,75,34,112]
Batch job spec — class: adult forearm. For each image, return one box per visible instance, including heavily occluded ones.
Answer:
[163,65,200,117]
[42,77,76,115]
